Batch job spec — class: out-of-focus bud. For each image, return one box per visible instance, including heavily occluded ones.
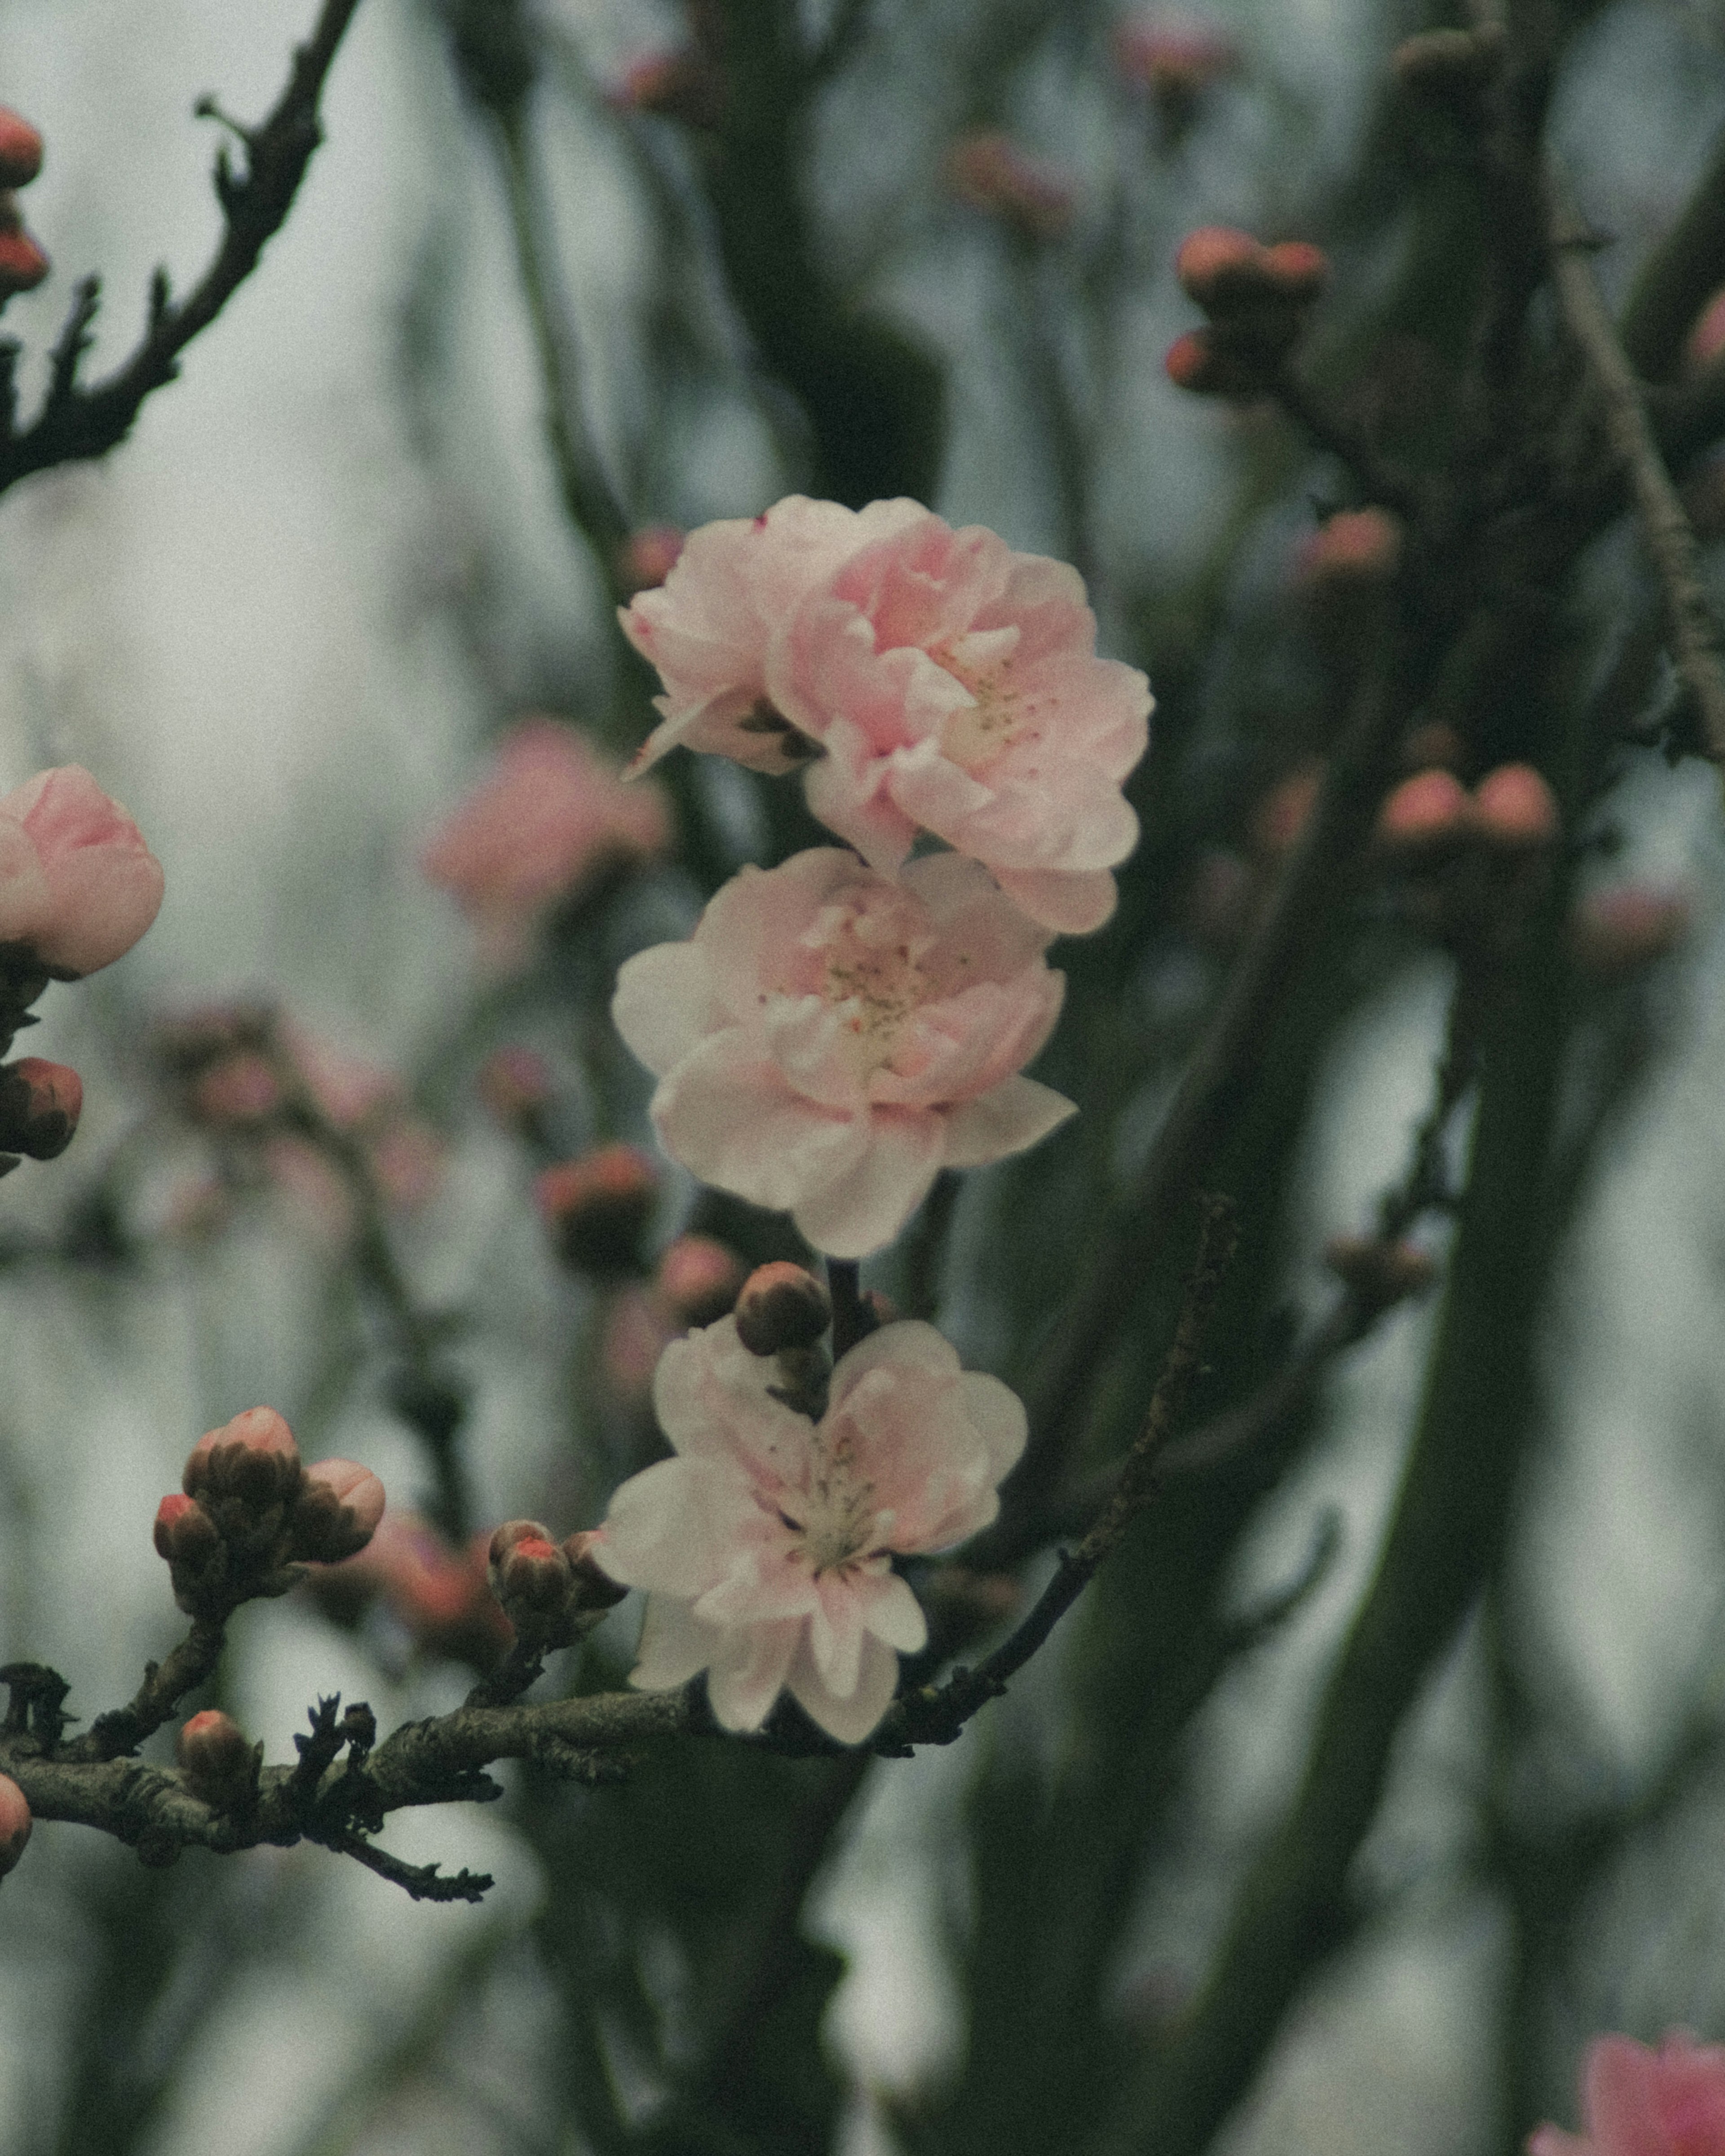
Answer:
[1114,14,1239,106]
[1164,325,1269,398]
[0,1057,80,1159]
[536,1144,659,1274]
[0,199,47,298]
[609,49,724,128]
[1375,769,1474,859]
[183,1406,302,1507]
[291,1458,386,1563]
[656,1232,747,1327]
[946,130,1076,241]
[188,1051,281,1125]
[307,1510,511,1664]
[1250,762,1321,862]
[1182,847,1256,952]
[616,526,686,597]
[1261,240,1328,304]
[1568,886,1692,979]
[478,1045,554,1133]
[1323,1234,1438,1309]
[1473,762,1559,851]
[562,1527,630,1610]
[1175,226,1271,312]
[734,1261,833,1355]
[1683,287,1725,377]
[0,110,43,188]
[0,1773,31,1877]
[861,1287,899,1328]
[176,1709,257,1810]
[1392,24,1506,100]
[1295,507,1402,595]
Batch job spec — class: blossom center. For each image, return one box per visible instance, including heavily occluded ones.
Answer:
[798,894,934,1073]
[930,630,1040,774]
[777,1444,884,1576]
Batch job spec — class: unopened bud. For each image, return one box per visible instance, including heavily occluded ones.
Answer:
[188,1051,281,1124]
[0,111,43,188]
[1568,886,1692,979]
[1114,16,1239,102]
[1376,769,1474,859]
[0,1057,81,1159]
[1251,763,1321,861]
[0,204,47,297]
[946,131,1076,241]
[535,1144,659,1274]
[183,1406,302,1507]
[154,1491,219,1564]
[1324,1234,1438,1309]
[734,1262,833,1355]
[176,1709,257,1809]
[1684,287,1725,378]
[562,1528,630,1610]
[609,48,724,128]
[1473,762,1559,851]
[1296,507,1402,593]
[491,1532,573,1629]
[616,525,686,596]
[291,1458,386,1563]
[1261,240,1328,304]
[1175,226,1268,311]
[656,1233,747,1327]
[477,1045,553,1129]
[488,1518,553,1567]
[0,1773,30,1876]
[1164,326,1269,397]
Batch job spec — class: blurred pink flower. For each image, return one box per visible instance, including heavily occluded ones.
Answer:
[945,131,1076,240]
[1113,14,1239,99]
[424,719,673,967]
[612,847,1075,1257]
[621,498,1151,933]
[593,1313,1026,1741]
[0,765,164,976]
[1530,2032,1725,2156]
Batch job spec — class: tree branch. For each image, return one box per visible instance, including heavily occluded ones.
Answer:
[0,0,363,496]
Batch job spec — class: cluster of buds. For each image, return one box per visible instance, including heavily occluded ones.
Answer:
[153,1407,385,1616]
[487,1519,628,1651]
[1376,761,1562,953]
[0,107,46,307]
[945,130,1076,242]
[1166,226,1328,397]
[175,1709,260,1813]
[0,1772,30,1880]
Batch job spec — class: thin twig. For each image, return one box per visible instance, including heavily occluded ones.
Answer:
[1547,162,1725,764]
[0,0,363,495]
[68,1616,229,1763]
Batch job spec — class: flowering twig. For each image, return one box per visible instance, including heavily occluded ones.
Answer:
[0,0,363,495]
[1546,163,1725,764]
[877,1195,1237,1753]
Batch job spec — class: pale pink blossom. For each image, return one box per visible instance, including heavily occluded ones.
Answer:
[423,719,673,967]
[612,847,1075,1257]
[593,1314,1026,1741]
[621,499,1151,934]
[1530,2032,1725,2156]
[0,766,164,976]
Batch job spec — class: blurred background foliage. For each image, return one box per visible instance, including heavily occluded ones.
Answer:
[3,0,1725,2151]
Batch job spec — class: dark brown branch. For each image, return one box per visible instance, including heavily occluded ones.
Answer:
[1547,163,1725,764]
[1619,118,1725,384]
[875,1196,1238,1754]
[68,1616,229,1764]
[0,0,363,497]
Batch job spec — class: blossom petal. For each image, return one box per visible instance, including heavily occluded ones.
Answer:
[990,865,1120,935]
[790,1108,946,1258]
[631,1593,721,1691]
[857,1570,929,1654]
[958,1371,1029,1485]
[787,1629,900,1744]
[612,941,725,1075]
[942,1075,1077,1169]
[653,1033,870,1214]
[597,1457,756,1596]
[707,1617,802,1731]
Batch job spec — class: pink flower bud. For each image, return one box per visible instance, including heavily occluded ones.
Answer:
[1568,886,1692,980]
[1324,1234,1438,1309]
[1250,764,1322,861]
[1295,508,1403,592]
[1164,326,1265,397]
[609,49,724,128]
[153,1491,218,1563]
[0,1057,81,1159]
[616,526,686,597]
[946,131,1076,241]
[291,1458,386,1563]
[1530,2031,1725,2156]
[562,1528,630,1610]
[1261,240,1328,304]
[1375,769,1474,858]
[491,1532,574,1627]
[1686,287,1725,377]
[1114,15,1239,100]
[0,766,163,975]
[183,1406,302,1507]
[655,1233,748,1328]
[487,1518,554,1568]
[0,111,43,189]
[734,1262,833,1355]
[0,1773,31,1876]
[0,204,46,298]
[1175,226,1271,311]
[477,1045,553,1130]
[176,1709,255,1807]
[310,1511,510,1663]
[189,1050,281,1124]
[1473,762,1559,850]
[535,1144,659,1274]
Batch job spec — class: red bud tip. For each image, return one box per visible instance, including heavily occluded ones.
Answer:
[1568,887,1692,979]
[487,1517,553,1568]
[0,1773,31,1874]
[1684,286,1725,378]
[1296,507,1403,593]
[734,1261,833,1355]
[0,1056,82,1159]
[1261,240,1329,303]
[535,1144,659,1274]
[0,111,43,188]
[1473,762,1560,850]
[176,1709,255,1806]
[1174,226,1265,306]
[656,1233,748,1327]
[492,1532,574,1619]
[0,217,48,297]
[610,49,724,128]
[1375,769,1473,856]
